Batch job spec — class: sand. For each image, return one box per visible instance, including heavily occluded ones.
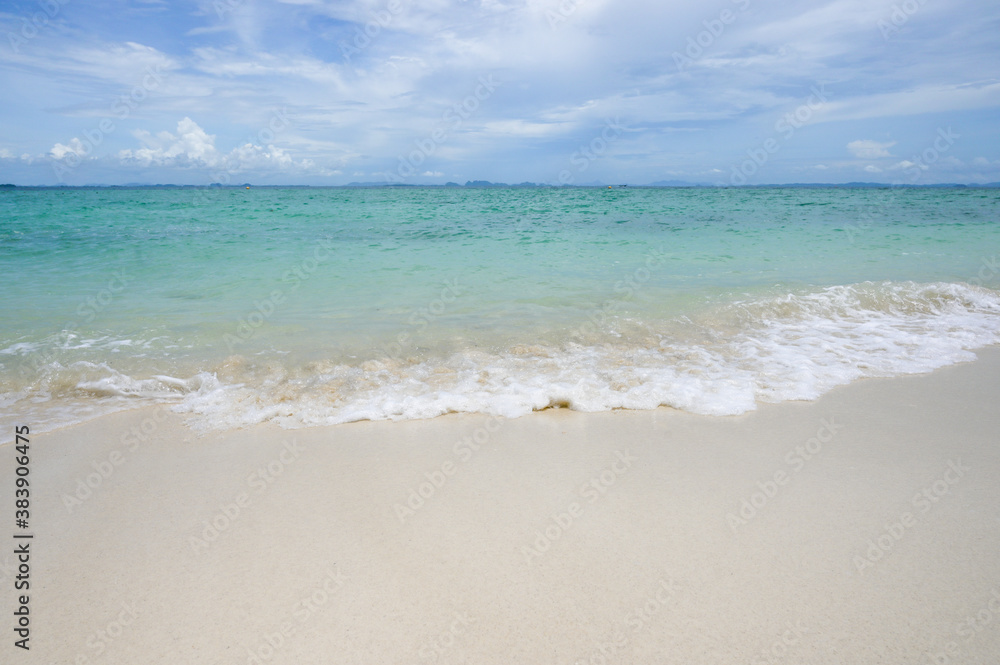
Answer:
[3,348,1000,664]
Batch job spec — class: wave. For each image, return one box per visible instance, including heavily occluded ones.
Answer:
[3,281,1000,432]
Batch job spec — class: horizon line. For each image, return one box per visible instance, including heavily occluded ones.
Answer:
[3,181,999,189]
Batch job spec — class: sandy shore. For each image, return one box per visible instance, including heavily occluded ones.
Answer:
[3,348,1000,664]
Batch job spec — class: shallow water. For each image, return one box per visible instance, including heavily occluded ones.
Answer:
[2,186,999,430]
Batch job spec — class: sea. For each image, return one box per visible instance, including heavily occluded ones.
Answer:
[2,185,999,432]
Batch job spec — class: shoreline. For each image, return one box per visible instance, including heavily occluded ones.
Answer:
[3,347,1000,662]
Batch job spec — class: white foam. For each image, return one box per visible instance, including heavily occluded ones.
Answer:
[163,281,1000,430]
[4,281,1000,432]
[0,342,40,356]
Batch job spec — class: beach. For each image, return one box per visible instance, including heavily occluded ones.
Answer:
[4,0,1000,659]
[4,187,1000,434]
[4,346,999,664]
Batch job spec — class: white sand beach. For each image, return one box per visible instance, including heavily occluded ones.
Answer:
[3,348,1000,664]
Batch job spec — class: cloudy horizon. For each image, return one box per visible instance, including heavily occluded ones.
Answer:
[1,0,998,186]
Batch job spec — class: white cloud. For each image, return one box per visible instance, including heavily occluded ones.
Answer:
[50,138,90,160]
[128,117,219,166]
[118,117,319,175]
[227,143,294,171]
[483,120,569,138]
[3,0,999,185]
[864,165,882,173]
[820,81,1000,124]
[848,140,896,159]
[421,171,444,177]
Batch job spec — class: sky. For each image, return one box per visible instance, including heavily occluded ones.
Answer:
[0,0,998,186]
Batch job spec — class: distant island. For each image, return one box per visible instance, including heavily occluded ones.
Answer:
[2,181,999,190]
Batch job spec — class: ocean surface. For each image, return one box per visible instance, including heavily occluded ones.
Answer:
[2,186,999,432]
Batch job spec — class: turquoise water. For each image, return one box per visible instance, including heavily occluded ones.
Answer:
[2,186,999,431]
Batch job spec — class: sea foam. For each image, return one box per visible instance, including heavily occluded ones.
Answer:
[3,281,999,432]
[159,281,1000,430]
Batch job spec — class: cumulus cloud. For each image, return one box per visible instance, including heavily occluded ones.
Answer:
[117,117,317,174]
[50,138,90,160]
[3,148,41,165]
[4,0,999,185]
[118,117,219,167]
[847,140,896,159]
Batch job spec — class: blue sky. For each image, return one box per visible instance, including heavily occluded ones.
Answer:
[1,0,998,186]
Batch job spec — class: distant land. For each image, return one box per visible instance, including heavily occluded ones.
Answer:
[1,181,999,189]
